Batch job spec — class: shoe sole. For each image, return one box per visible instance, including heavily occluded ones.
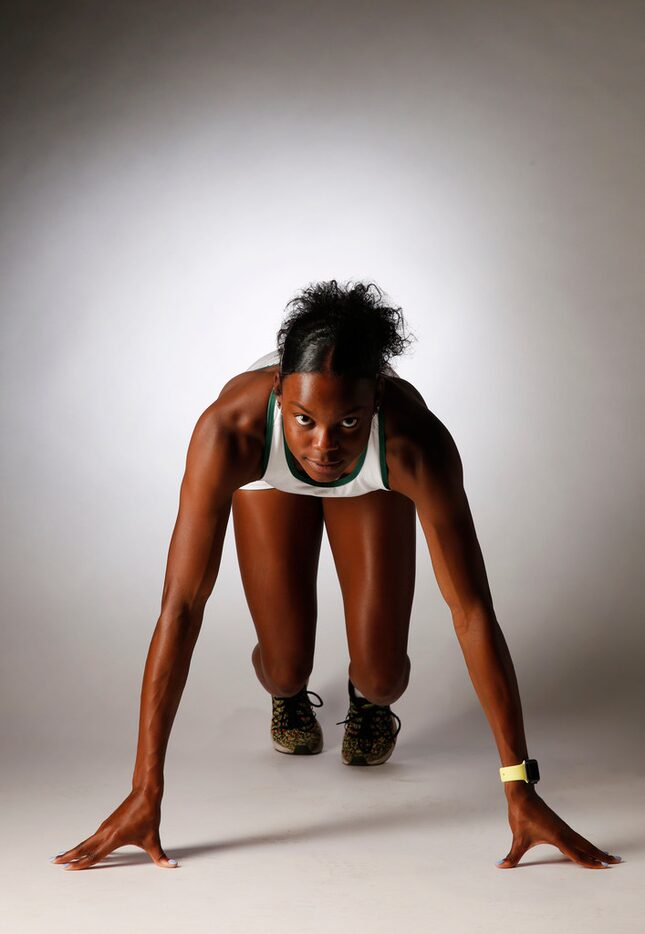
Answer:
[272,737,324,755]
[342,742,396,766]
[343,749,394,766]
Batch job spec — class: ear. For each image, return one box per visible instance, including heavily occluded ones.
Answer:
[273,371,282,406]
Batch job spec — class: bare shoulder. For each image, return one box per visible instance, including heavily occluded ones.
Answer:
[214,365,275,437]
[188,366,275,488]
[382,375,462,498]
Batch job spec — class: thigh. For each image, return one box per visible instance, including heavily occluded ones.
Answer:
[322,490,416,677]
[232,488,324,669]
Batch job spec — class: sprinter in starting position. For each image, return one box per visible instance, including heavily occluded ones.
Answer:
[52,280,621,871]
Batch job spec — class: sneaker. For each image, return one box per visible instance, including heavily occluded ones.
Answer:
[336,679,401,766]
[271,686,324,755]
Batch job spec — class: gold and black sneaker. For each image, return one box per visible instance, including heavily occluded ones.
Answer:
[336,679,401,766]
[271,685,324,755]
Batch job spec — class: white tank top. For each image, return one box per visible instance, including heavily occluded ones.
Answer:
[238,350,394,497]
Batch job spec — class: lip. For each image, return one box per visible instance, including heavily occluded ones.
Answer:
[306,458,343,476]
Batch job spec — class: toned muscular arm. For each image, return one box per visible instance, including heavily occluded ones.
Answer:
[392,407,621,870]
[53,405,253,871]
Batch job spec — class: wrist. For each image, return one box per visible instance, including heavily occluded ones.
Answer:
[131,769,164,801]
[504,780,538,802]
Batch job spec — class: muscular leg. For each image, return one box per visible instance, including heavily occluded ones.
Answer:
[322,490,416,706]
[232,488,324,698]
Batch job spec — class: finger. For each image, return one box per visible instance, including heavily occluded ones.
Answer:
[63,855,96,871]
[581,846,620,864]
[52,837,98,864]
[564,847,609,869]
[575,841,622,864]
[495,837,530,868]
[565,826,623,863]
[142,834,179,869]
[63,843,113,871]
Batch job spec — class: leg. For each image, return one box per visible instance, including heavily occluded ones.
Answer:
[232,487,324,698]
[322,489,416,706]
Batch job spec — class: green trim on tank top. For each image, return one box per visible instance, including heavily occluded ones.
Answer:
[260,387,275,476]
[283,432,368,487]
[262,388,388,490]
[378,405,390,490]
[269,385,367,488]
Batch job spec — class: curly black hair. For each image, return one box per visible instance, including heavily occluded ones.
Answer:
[276,279,416,379]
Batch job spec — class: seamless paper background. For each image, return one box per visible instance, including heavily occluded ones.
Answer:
[1,2,643,932]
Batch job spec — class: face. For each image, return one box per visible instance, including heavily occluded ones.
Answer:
[273,370,384,481]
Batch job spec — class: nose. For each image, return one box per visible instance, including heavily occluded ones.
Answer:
[312,426,340,457]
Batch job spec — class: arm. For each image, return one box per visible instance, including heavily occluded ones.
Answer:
[408,420,530,781]
[131,409,239,797]
[53,406,249,871]
[396,412,620,870]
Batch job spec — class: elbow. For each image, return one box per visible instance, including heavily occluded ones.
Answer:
[158,597,205,634]
[160,578,210,622]
[154,606,204,658]
[451,603,498,638]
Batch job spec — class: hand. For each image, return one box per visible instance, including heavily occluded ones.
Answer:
[51,789,178,871]
[497,785,623,870]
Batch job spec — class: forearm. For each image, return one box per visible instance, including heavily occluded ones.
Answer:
[454,613,536,798]
[131,607,204,797]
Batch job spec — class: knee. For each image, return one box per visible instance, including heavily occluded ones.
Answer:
[253,646,312,697]
[266,664,312,697]
[349,655,411,706]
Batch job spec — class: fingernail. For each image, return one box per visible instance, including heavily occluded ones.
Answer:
[49,856,58,862]
[496,859,505,864]
[62,863,70,868]
[168,858,178,866]
[613,855,623,862]
[601,862,610,867]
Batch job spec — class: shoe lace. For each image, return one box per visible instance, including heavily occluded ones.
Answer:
[272,689,324,730]
[336,701,401,741]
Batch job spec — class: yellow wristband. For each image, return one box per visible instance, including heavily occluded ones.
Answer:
[499,762,529,783]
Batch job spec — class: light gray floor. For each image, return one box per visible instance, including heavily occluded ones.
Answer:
[6,700,642,934]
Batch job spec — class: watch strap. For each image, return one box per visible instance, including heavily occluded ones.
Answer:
[499,758,540,783]
[499,762,528,782]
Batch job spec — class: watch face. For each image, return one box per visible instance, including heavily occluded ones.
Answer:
[525,758,540,783]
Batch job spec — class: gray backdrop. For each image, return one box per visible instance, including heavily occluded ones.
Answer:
[1,2,643,931]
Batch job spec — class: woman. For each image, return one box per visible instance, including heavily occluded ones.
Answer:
[52,281,621,871]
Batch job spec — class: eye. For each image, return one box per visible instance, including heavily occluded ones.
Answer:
[293,414,359,428]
